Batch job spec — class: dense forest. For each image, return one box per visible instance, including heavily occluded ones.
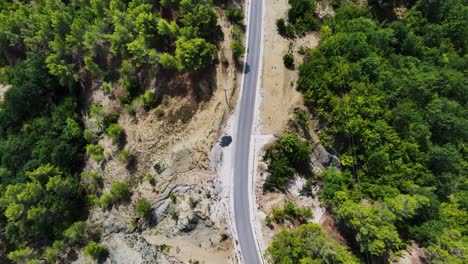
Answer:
[266,0,467,263]
[0,0,233,262]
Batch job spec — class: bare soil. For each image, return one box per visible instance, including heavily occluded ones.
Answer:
[259,0,320,136]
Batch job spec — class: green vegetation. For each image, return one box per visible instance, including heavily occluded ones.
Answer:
[272,202,313,224]
[285,2,468,263]
[119,149,132,164]
[266,223,359,263]
[135,198,152,220]
[227,5,244,25]
[106,123,124,144]
[86,144,104,162]
[231,40,245,60]
[100,181,131,208]
[264,134,311,191]
[84,241,106,261]
[283,53,294,68]
[277,0,320,37]
[0,0,225,259]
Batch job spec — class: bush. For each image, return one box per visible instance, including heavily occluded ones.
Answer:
[227,5,244,25]
[83,129,95,142]
[231,40,245,59]
[146,174,156,185]
[169,193,176,203]
[99,194,114,208]
[119,149,131,164]
[276,18,287,35]
[45,240,65,262]
[264,134,311,191]
[110,181,132,202]
[266,224,358,263]
[232,26,244,40]
[123,104,135,115]
[139,90,157,110]
[155,107,164,118]
[106,123,123,144]
[135,199,152,219]
[86,144,104,162]
[283,53,294,68]
[272,202,313,224]
[7,247,38,263]
[84,241,106,261]
[101,82,111,93]
[63,221,87,245]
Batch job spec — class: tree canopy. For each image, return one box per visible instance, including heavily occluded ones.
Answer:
[293,1,467,262]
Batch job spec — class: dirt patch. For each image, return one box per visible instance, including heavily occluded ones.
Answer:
[259,0,320,135]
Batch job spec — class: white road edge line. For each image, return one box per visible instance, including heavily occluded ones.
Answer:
[226,0,253,263]
[248,0,267,261]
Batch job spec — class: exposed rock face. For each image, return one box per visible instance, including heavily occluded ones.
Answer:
[309,144,341,175]
[316,0,335,20]
[103,233,162,264]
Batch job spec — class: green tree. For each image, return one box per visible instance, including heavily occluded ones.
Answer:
[175,37,216,71]
[159,53,178,69]
[266,223,359,263]
[63,221,87,245]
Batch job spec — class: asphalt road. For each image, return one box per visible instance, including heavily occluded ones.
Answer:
[233,0,263,263]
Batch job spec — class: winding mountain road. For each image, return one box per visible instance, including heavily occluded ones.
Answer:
[233,0,263,263]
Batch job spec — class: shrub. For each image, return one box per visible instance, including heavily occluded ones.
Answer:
[7,247,38,263]
[276,18,287,35]
[283,53,294,68]
[265,215,273,226]
[106,123,123,144]
[227,5,244,25]
[139,90,157,110]
[63,221,87,245]
[232,26,244,40]
[231,40,245,59]
[123,104,135,115]
[84,241,106,261]
[83,129,94,142]
[119,149,131,164]
[101,82,111,93]
[146,174,156,185]
[45,240,65,262]
[272,202,313,224]
[264,134,311,191]
[155,107,164,118]
[86,144,103,162]
[110,181,132,202]
[169,193,176,203]
[99,194,114,208]
[135,199,152,219]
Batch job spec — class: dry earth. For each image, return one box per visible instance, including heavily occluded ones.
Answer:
[259,0,319,136]
[73,9,241,264]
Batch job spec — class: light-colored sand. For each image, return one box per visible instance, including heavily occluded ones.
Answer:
[259,0,319,135]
